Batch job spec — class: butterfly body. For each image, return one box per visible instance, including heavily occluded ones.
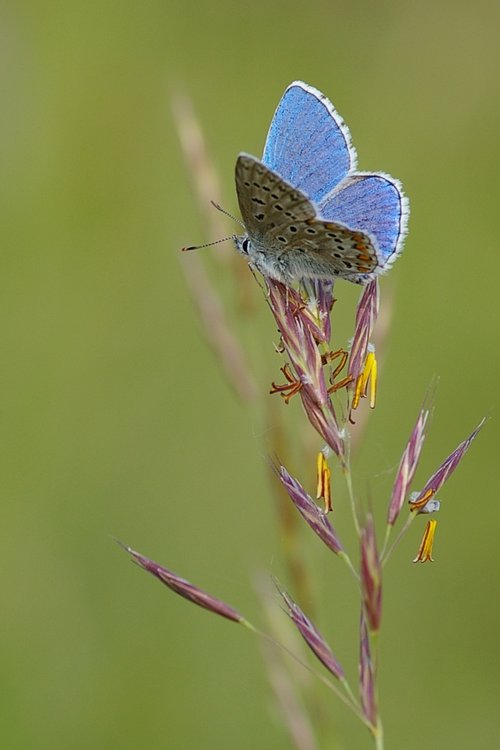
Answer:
[233,81,409,285]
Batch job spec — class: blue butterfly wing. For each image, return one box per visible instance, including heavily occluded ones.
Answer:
[262,81,356,205]
[319,173,409,265]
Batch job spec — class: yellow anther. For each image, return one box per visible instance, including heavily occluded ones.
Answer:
[351,349,377,411]
[413,520,437,563]
[316,451,332,513]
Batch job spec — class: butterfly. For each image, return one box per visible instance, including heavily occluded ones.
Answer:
[232,81,409,285]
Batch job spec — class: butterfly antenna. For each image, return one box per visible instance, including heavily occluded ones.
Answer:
[181,201,244,251]
[210,200,245,229]
[181,235,235,252]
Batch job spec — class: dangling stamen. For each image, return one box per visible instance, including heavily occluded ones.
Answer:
[316,451,332,513]
[270,363,303,403]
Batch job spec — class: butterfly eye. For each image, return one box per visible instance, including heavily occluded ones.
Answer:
[241,238,250,255]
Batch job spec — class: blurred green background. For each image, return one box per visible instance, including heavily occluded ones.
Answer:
[2,1,499,748]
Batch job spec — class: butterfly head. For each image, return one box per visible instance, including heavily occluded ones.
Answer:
[233,234,251,257]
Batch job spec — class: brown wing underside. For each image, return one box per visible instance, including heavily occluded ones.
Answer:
[235,154,380,277]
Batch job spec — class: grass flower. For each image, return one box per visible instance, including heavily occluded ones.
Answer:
[279,587,345,681]
[359,614,378,729]
[119,87,486,750]
[276,464,343,555]
[387,407,430,526]
[409,419,485,509]
[267,278,345,458]
[360,515,382,633]
[118,541,244,624]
